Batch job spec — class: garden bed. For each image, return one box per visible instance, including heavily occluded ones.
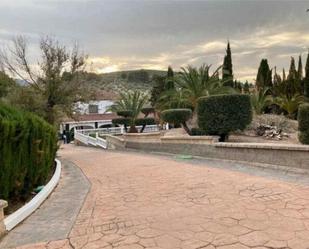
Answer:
[4,162,56,216]
[3,159,61,231]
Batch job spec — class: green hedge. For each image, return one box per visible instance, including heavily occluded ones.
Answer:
[160,109,192,125]
[298,103,309,144]
[141,107,155,116]
[117,110,133,118]
[135,117,156,126]
[197,94,252,140]
[0,104,57,200]
[112,118,131,126]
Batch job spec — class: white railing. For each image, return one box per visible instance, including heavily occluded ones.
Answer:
[74,124,161,149]
[74,130,108,149]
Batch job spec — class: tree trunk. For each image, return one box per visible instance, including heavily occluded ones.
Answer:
[181,122,191,135]
[140,125,146,133]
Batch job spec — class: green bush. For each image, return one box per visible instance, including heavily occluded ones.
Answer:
[298,103,309,144]
[161,109,192,134]
[112,118,131,126]
[141,107,155,116]
[197,94,252,141]
[161,109,192,125]
[135,117,156,126]
[0,104,57,200]
[117,110,133,118]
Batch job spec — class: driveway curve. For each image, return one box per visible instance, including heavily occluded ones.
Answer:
[6,144,309,249]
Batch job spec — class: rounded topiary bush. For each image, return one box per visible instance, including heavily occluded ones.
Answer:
[112,118,131,126]
[141,107,155,116]
[197,94,252,141]
[298,103,309,144]
[116,110,133,118]
[161,109,192,124]
[161,108,192,134]
[135,117,156,126]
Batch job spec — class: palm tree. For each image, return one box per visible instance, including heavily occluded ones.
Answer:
[158,64,234,111]
[108,90,149,132]
[274,94,304,119]
[250,88,273,115]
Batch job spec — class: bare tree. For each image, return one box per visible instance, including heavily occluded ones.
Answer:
[0,36,90,124]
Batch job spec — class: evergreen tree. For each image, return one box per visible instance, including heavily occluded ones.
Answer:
[165,66,175,90]
[286,57,301,98]
[244,81,250,94]
[304,52,309,99]
[150,75,166,107]
[297,55,303,80]
[256,59,272,91]
[282,68,286,81]
[222,41,233,87]
[273,67,282,87]
[288,57,297,81]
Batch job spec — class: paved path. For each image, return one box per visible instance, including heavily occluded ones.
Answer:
[0,159,90,248]
[4,145,309,249]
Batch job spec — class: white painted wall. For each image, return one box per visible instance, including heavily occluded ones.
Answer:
[76,100,114,114]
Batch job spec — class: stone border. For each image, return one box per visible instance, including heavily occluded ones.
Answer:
[4,159,62,231]
[106,133,309,171]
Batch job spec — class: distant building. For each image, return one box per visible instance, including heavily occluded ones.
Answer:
[75,100,114,114]
[59,100,116,133]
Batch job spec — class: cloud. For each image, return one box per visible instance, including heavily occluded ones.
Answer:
[1,0,309,82]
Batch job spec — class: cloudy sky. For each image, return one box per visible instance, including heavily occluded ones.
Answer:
[1,0,309,82]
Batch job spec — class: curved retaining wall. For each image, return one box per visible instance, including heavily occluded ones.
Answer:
[106,135,309,171]
[3,159,62,231]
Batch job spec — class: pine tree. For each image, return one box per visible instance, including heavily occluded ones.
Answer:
[222,41,233,87]
[256,59,272,91]
[165,66,175,90]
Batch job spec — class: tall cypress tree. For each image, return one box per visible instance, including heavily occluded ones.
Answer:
[286,57,300,98]
[282,68,286,81]
[222,41,233,87]
[288,57,297,80]
[256,59,272,91]
[304,52,309,98]
[297,55,303,80]
[165,66,175,90]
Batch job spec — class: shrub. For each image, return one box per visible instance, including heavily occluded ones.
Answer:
[197,94,252,141]
[112,118,131,126]
[161,108,192,134]
[298,103,309,144]
[0,104,57,200]
[135,117,156,126]
[117,110,133,118]
[141,107,155,116]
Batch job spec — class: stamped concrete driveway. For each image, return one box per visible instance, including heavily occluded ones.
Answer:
[12,145,309,249]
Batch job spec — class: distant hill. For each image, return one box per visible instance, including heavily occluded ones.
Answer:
[84,69,167,100]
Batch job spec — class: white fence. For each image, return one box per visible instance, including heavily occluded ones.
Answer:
[74,131,108,149]
[74,124,160,149]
